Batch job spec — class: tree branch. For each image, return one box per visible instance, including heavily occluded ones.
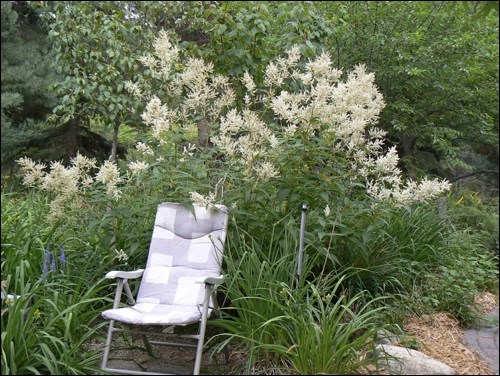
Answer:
[450,170,499,183]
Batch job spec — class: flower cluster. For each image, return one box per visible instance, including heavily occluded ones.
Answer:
[132,36,450,206]
[189,191,216,208]
[127,160,150,176]
[138,29,179,80]
[261,47,449,205]
[114,248,129,263]
[264,45,301,89]
[241,71,256,106]
[177,58,236,122]
[124,80,143,99]
[95,160,122,200]
[367,178,452,206]
[270,58,383,143]
[212,108,279,182]
[15,34,452,222]
[17,153,97,221]
[42,243,66,277]
[179,143,196,162]
[138,33,236,147]
[16,157,46,187]
[136,141,154,156]
[16,152,129,220]
[141,96,172,144]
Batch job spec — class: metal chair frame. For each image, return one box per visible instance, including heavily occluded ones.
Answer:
[101,272,223,375]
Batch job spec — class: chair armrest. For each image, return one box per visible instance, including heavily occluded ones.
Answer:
[105,269,144,279]
[200,275,224,285]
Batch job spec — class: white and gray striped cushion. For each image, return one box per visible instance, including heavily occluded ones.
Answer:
[102,202,228,325]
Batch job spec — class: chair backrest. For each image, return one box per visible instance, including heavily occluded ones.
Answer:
[136,202,229,307]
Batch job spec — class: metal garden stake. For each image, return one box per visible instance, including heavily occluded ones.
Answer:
[297,204,308,280]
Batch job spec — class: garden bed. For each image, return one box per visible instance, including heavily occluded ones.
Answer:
[95,293,498,375]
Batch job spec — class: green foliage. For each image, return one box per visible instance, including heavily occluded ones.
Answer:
[1,1,58,169]
[446,190,499,256]
[414,231,498,327]
[1,1,57,125]
[455,1,500,17]
[3,1,498,185]
[203,2,333,79]
[1,263,111,375]
[406,191,500,327]
[30,1,164,161]
[309,203,448,298]
[316,1,499,178]
[1,192,54,281]
[210,218,388,374]
[303,197,498,328]
[280,280,387,375]
[4,7,499,372]
[1,192,116,375]
[47,2,142,119]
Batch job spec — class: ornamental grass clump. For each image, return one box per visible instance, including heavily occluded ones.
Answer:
[280,279,388,375]
[316,203,450,297]
[1,193,119,375]
[1,257,111,375]
[209,219,389,375]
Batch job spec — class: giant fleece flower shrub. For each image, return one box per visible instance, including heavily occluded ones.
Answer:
[129,31,450,208]
[17,30,450,221]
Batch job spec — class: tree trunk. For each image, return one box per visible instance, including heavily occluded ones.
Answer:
[111,120,120,162]
[400,134,417,180]
[197,119,211,148]
[64,117,80,164]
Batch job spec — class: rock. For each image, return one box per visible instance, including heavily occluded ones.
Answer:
[376,328,401,345]
[375,344,457,375]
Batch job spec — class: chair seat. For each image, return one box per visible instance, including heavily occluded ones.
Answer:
[102,303,211,325]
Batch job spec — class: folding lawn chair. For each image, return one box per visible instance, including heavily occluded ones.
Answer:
[101,202,229,375]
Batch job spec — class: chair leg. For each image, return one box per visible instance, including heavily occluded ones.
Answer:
[210,289,230,365]
[193,285,212,375]
[101,319,115,369]
[141,334,154,357]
